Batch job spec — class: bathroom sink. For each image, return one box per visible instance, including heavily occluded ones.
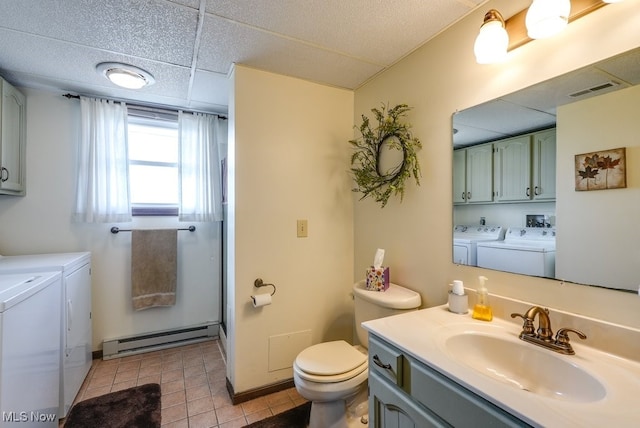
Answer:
[445,333,606,403]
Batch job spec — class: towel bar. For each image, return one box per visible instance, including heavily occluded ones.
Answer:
[110,226,196,234]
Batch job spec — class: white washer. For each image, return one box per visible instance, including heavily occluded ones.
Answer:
[0,272,62,427]
[0,253,91,419]
[476,227,556,277]
[453,225,505,266]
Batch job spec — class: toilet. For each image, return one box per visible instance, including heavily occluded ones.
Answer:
[293,280,422,428]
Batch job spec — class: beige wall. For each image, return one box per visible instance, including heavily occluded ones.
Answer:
[557,85,640,290]
[0,89,222,350]
[228,66,355,393]
[353,0,640,327]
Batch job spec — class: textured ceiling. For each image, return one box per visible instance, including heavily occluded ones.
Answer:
[0,0,490,114]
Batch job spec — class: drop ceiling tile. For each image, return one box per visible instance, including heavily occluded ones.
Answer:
[0,30,192,101]
[0,0,198,67]
[168,0,201,9]
[597,51,640,86]
[204,0,478,65]
[198,13,383,89]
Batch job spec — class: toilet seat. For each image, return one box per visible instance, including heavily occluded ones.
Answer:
[294,340,368,383]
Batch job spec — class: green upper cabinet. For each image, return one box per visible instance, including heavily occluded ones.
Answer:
[532,129,556,201]
[452,149,466,204]
[453,143,493,205]
[0,78,27,196]
[493,136,532,202]
[453,128,556,205]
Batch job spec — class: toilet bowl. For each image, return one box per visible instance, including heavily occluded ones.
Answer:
[293,340,368,428]
[293,281,422,428]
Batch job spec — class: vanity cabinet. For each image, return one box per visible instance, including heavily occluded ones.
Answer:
[0,78,26,196]
[369,334,528,428]
[453,143,493,204]
[370,371,446,427]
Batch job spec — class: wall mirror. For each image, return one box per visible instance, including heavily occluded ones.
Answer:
[452,47,640,293]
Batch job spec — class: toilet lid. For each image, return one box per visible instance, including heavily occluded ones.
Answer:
[295,340,367,376]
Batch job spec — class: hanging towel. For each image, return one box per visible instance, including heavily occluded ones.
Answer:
[131,229,177,310]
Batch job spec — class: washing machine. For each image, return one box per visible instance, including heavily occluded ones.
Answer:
[453,225,505,266]
[476,227,556,277]
[0,253,91,418]
[0,272,62,427]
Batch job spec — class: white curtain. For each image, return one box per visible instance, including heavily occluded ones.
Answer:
[178,112,225,222]
[74,97,131,223]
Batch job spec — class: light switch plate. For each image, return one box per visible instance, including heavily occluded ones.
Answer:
[297,219,308,237]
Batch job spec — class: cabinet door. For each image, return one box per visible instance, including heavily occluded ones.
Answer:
[532,129,556,201]
[369,372,448,428]
[465,144,493,203]
[0,79,26,194]
[452,149,466,204]
[494,136,531,202]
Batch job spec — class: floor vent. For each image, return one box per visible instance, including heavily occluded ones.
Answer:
[102,323,219,360]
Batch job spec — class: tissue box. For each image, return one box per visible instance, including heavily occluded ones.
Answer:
[366,266,390,291]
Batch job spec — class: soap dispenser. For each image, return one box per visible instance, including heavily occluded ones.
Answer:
[448,280,468,314]
[472,276,493,321]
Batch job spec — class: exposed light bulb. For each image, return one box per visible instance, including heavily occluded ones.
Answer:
[525,0,571,39]
[474,10,509,64]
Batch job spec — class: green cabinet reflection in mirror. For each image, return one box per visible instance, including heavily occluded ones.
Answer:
[453,144,493,204]
[453,128,555,205]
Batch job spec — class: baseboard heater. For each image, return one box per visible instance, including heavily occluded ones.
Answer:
[102,322,219,360]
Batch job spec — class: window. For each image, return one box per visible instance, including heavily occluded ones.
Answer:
[127,113,179,216]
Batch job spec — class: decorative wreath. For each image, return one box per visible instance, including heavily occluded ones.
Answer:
[349,104,422,208]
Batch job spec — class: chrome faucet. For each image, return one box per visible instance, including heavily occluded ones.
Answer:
[511,306,587,355]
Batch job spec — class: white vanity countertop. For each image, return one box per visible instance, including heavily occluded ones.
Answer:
[363,306,640,428]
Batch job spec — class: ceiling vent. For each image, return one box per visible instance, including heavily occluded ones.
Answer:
[568,81,620,98]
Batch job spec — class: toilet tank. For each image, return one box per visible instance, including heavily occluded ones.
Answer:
[353,280,421,347]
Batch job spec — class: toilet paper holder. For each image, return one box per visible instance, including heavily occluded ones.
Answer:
[254,278,277,296]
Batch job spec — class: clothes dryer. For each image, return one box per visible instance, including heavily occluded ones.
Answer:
[476,227,556,277]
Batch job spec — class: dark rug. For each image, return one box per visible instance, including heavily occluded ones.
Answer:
[64,383,161,428]
[244,402,311,428]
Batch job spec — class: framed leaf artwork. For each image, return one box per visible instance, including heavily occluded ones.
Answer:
[575,147,626,191]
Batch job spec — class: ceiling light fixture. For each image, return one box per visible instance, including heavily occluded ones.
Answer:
[96,62,155,89]
[474,9,509,64]
[525,0,571,39]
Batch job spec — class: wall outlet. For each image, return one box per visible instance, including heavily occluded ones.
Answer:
[297,219,308,237]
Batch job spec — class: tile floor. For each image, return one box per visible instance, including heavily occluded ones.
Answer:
[62,339,307,427]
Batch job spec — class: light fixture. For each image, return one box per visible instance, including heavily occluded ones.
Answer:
[474,0,612,63]
[525,0,571,39]
[96,62,155,89]
[474,9,509,64]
